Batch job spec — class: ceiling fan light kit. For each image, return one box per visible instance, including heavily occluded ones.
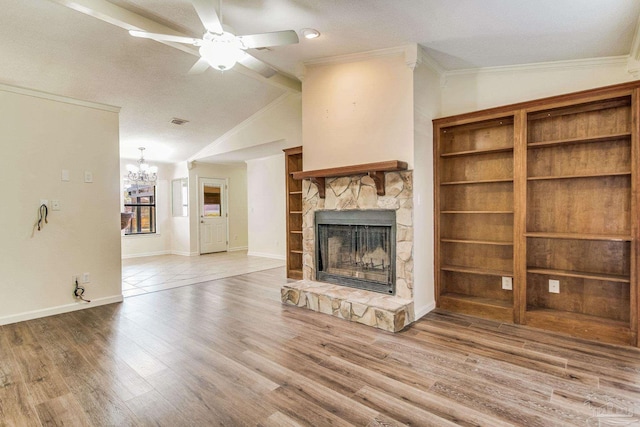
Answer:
[128,0,299,75]
[199,31,245,71]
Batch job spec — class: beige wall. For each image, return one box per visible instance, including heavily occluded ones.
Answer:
[0,85,122,324]
[302,53,415,170]
[170,161,191,256]
[412,58,441,317]
[441,59,634,116]
[188,162,248,254]
[193,93,302,160]
[246,154,286,259]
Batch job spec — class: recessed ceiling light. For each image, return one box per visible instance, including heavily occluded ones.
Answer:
[300,28,320,39]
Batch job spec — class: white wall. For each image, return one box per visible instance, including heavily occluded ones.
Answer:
[246,154,286,260]
[0,84,122,325]
[120,160,173,258]
[170,161,191,256]
[441,58,634,116]
[302,53,415,170]
[412,54,442,318]
[188,162,248,254]
[192,93,302,160]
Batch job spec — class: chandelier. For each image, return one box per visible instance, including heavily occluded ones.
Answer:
[126,147,158,185]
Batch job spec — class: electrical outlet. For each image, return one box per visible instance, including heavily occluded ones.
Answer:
[40,199,48,207]
[549,279,560,294]
[72,275,80,286]
[501,276,513,290]
[51,200,60,211]
[82,272,90,284]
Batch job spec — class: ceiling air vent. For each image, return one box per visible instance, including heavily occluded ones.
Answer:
[170,118,189,126]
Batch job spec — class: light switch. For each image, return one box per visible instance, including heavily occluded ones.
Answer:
[84,171,93,183]
[501,276,513,290]
[61,169,70,182]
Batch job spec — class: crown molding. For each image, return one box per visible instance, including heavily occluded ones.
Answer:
[416,46,446,76]
[626,11,640,77]
[445,55,629,77]
[303,45,412,68]
[0,82,120,112]
[630,12,640,61]
[299,44,428,82]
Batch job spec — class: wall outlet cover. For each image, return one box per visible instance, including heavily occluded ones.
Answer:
[549,279,560,294]
[501,276,513,290]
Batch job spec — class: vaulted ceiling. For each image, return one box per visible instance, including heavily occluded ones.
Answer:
[1,0,639,163]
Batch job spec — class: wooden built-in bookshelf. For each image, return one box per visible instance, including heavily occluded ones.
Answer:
[434,82,640,346]
[283,146,303,280]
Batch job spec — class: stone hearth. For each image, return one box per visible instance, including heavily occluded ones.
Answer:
[281,171,414,332]
[281,280,414,332]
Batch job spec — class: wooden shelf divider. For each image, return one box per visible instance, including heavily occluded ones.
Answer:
[524,232,632,241]
[527,267,630,283]
[440,146,513,158]
[441,238,513,246]
[440,265,513,277]
[440,178,513,185]
[527,132,631,149]
[440,210,514,214]
[527,171,631,181]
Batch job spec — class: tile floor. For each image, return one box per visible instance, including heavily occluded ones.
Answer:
[121,251,285,297]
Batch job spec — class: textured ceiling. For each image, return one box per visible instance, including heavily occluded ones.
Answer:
[1,0,638,163]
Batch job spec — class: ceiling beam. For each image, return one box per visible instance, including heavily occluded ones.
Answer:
[47,0,301,92]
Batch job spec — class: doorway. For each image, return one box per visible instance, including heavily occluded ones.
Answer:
[199,177,228,254]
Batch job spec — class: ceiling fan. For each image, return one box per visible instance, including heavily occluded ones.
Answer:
[129,0,299,77]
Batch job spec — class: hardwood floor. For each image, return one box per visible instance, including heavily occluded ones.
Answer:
[2,267,639,426]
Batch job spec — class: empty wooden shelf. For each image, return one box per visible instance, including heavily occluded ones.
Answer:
[284,146,303,280]
[434,81,640,346]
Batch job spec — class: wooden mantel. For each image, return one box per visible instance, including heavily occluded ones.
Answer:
[291,160,408,198]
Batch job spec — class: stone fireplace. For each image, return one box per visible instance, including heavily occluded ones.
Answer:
[281,170,414,332]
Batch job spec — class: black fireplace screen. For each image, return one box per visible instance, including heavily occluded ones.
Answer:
[315,210,395,294]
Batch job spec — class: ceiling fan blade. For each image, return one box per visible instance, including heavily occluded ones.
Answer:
[238,53,278,78]
[191,0,224,34]
[188,57,210,75]
[237,30,299,49]
[129,30,199,45]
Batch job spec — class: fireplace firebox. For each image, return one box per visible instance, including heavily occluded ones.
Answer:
[315,210,396,294]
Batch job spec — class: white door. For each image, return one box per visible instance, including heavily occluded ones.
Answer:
[199,178,228,254]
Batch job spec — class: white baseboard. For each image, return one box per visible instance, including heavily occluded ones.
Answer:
[0,295,124,326]
[229,246,249,252]
[121,250,171,259]
[247,251,286,260]
[170,250,198,257]
[414,301,436,320]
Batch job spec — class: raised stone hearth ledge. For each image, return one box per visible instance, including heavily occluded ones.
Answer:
[281,280,414,333]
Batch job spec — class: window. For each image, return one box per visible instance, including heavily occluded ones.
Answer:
[124,183,156,235]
